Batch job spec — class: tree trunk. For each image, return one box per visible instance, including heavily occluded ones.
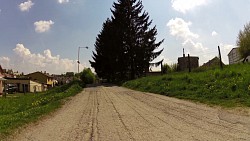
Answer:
[242,57,247,63]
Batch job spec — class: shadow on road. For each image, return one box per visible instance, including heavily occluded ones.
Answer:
[86,83,117,88]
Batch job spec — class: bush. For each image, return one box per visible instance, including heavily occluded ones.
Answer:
[162,63,178,74]
[162,64,171,74]
[80,68,95,84]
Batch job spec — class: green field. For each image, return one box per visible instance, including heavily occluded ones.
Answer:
[0,81,83,138]
[123,64,250,107]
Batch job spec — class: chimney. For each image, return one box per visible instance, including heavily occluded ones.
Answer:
[183,48,185,57]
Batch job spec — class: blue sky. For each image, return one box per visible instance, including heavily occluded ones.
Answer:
[0,0,250,74]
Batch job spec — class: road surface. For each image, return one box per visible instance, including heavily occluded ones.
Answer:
[9,86,250,141]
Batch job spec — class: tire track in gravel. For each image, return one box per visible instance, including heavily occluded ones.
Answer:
[106,86,250,141]
[106,87,214,141]
[132,90,250,132]
[86,90,99,141]
[66,89,96,141]
[66,90,91,140]
[102,88,136,141]
[105,88,180,141]
[126,89,250,137]
[108,88,194,140]
[128,91,249,140]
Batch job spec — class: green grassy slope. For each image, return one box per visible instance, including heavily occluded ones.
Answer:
[123,64,250,107]
[0,81,84,138]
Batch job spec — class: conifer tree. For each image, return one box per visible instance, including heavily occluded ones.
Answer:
[90,0,164,81]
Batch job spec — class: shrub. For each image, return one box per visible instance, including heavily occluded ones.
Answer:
[170,63,178,72]
[80,68,95,84]
[162,64,171,74]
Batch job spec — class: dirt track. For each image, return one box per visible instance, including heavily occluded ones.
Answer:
[9,86,250,141]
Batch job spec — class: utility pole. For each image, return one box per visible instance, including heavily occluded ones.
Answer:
[188,54,191,73]
[77,46,88,74]
[218,46,223,69]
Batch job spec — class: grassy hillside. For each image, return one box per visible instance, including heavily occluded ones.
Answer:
[123,64,250,107]
[0,81,84,138]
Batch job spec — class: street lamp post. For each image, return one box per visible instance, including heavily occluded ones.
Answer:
[78,46,88,73]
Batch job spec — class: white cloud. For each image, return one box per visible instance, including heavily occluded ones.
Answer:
[212,31,218,36]
[221,44,235,58]
[34,20,54,33]
[12,44,84,74]
[171,0,209,13]
[167,18,199,40]
[58,0,69,4]
[0,57,11,69]
[167,17,208,61]
[19,0,34,12]
[182,39,207,51]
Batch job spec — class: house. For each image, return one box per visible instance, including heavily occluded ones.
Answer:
[228,48,241,64]
[0,65,4,77]
[52,74,74,85]
[5,77,46,93]
[3,69,14,78]
[228,47,250,64]
[0,77,6,95]
[0,65,16,78]
[201,57,224,68]
[26,71,54,88]
[0,65,5,95]
[177,54,199,71]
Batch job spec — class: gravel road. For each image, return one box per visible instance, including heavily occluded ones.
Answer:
[9,86,250,141]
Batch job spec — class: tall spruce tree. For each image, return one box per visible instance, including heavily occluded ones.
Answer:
[90,0,164,81]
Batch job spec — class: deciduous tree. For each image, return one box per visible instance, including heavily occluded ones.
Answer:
[237,22,250,63]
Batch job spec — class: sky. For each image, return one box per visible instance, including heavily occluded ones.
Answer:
[0,0,250,74]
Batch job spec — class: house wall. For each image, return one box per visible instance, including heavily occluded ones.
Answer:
[228,48,250,64]
[29,80,44,92]
[178,57,199,71]
[6,79,44,93]
[0,80,3,94]
[0,66,5,94]
[6,79,29,92]
[27,72,54,88]
[228,48,241,64]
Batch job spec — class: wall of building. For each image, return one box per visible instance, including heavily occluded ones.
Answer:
[228,48,250,64]
[6,79,45,93]
[27,72,54,88]
[0,80,3,94]
[228,48,241,64]
[27,72,47,84]
[29,80,46,92]
[178,56,199,71]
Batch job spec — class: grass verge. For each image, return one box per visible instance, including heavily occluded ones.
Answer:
[0,81,84,139]
[123,63,250,108]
